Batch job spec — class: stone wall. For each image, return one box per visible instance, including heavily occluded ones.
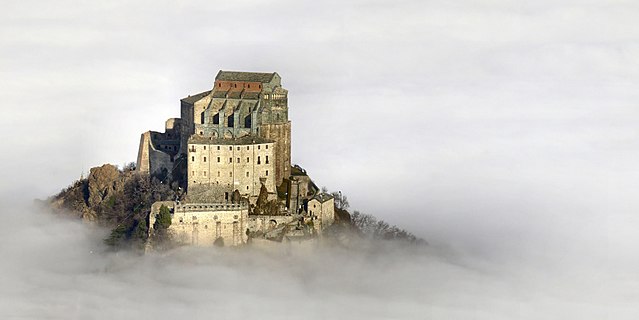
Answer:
[187,139,275,199]
[308,196,335,233]
[258,121,291,186]
[150,201,249,247]
[136,131,173,174]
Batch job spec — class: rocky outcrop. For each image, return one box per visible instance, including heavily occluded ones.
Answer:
[86,164,126,208]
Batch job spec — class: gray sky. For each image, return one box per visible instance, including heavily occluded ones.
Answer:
[0,1,638,317]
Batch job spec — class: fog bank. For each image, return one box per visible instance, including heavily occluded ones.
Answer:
[0,204,635,319]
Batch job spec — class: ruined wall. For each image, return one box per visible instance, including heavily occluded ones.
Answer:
[136,131,172,174]
[247,215,297,233]
[187,139,275,199]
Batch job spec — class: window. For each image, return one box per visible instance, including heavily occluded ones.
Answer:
[191,171,194,176]
[246,172,249,177]
[234,83,237,88]
[247,146,249,150]
[266,145,268,149]
[266,170,269,176]
[217,157,220,163]
[247,186,249,190]
[247,84,250,88]
[218,83,221,87]
[237,157,240,163]
[229,146,232,151]
[265,156,269,164]
[204,146,206,150]
[203,171,207,177]
[257,156,261,164]
[246,157,249,163]
[217,146,220,150]
[191,156,195,162]
[237,147,240,151]
[203,157,207,162]
[199,131,203,135]
[229,172,233,177]
[258,145,260,150]
[229,158,232,163]
[217,171,220,177]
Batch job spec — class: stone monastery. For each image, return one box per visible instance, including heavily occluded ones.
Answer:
[137,71,335,246]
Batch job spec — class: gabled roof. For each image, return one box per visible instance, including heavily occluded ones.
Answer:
[181,90,211,104]
[311,193,334,203]
[216,70,277,83]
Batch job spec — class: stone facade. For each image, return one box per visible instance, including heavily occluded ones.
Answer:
[307,194,335,233]
[187,136,275,201]
[150,201,249,247]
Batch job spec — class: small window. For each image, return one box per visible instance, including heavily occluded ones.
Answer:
[266,145,268,149]
[246,157,249,162]
[258,145,260,150]
[237,157,240,163]
[237,147,240,151]
[217,157,220,163]
[229,157,232,163]
[217,146,220,150]
[247,84,250,88]
[246,146,249,150]
[229,146,232,151]
[218,83,221,87]
[204,171,207,177]
[257,156,261,164]
[217,171,220,177]
[265,156,269,164]
[246,172,249,177]
[191,156,195,162]
[203,157,207,162]
[204,146,206,150]
[266,170,269,176]
[199,131,203,135]
[229,172,232,177]
[234,83,237,88]
[247,186,249,190]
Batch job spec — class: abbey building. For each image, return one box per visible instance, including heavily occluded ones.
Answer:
[137,71,334,247]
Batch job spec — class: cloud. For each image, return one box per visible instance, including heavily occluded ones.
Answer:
[0,0,638,318]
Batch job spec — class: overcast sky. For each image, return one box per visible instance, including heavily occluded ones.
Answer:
[1,1,638,318]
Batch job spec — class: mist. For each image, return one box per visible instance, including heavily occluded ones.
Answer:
[1,0,638,318]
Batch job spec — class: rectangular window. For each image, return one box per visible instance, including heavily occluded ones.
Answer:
[204,146,206,150]
[246,172,249,177]
[266,170,269,176]
[246,146,249,150]
[266,145,268,149]
[217,146,220,150]
[237,147,240,151]
[217,157,220,163]
[265,156,269,164]
[204,171,207,177]
[204,157,207,162]
[257,156,261,164]
[217,171,220,177]
[230,172,233,177]
[229,146,232,151]
[229,158,232,163]
[258,145,260,150]
[237,157,240,163]
[246,157,249,163]
[191,156,195,162]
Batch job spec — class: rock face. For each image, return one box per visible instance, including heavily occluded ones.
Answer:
[86,164,125,208]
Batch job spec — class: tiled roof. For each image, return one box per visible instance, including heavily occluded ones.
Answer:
[215,70,277,82]
[181,90,211,104]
